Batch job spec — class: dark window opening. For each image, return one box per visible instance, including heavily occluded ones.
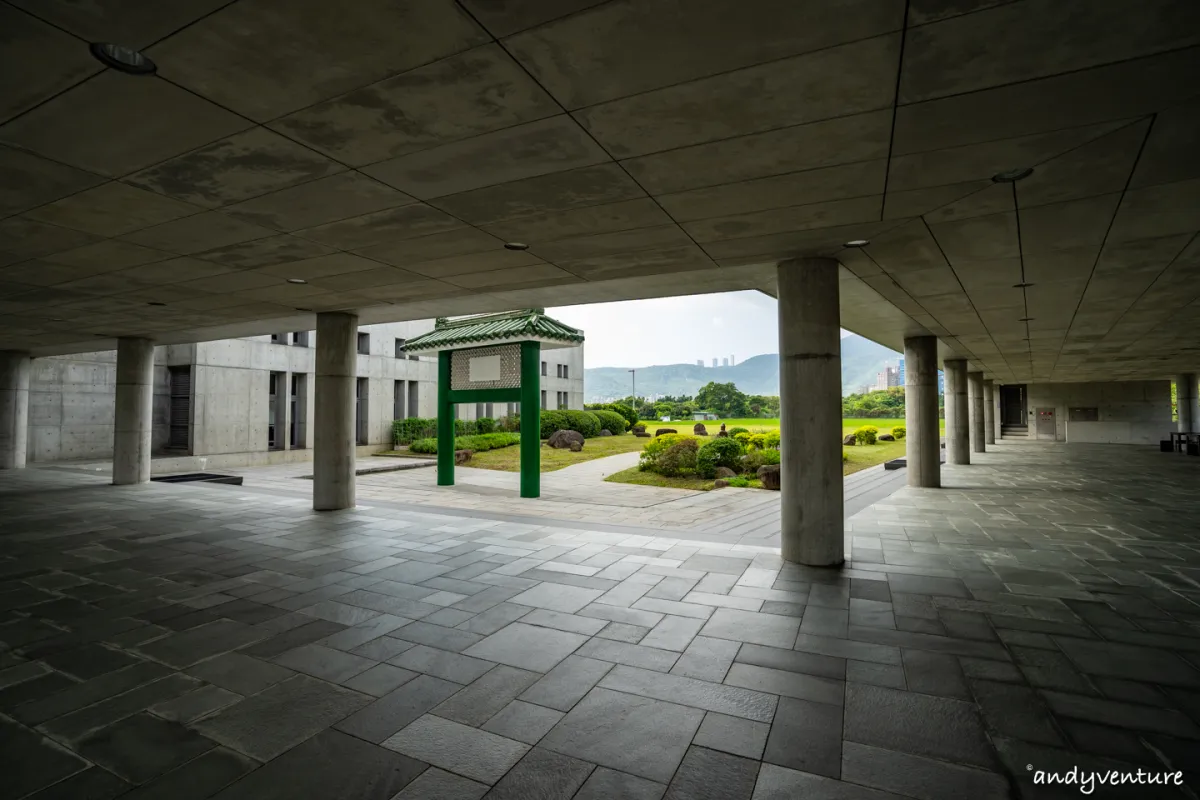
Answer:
[357,332,370,355]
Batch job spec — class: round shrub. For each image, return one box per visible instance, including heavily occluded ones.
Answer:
[475,417,495,434]
[588,402,638,430]
[696,437,745,478]
[539,410,568,439]
[591,409,628,435]
[765,431,781,449]
[740,447,781,474]
[725,476,750,488]
[656,439,699,477]
[562,409,602,438]
[733,432,753,447]
[855,425,878,445]
[727,427,750,437]
[409,438,437,454]
[639,433,697,471]
[748,433,767,450]
[891,425,906,440]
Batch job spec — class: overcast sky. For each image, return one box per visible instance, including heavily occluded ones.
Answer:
[549,290,852,370]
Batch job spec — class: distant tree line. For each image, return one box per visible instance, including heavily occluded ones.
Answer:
[600,382,780,419]
[841,386,944,418]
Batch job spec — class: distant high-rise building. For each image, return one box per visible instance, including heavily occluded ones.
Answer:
[722,357,729,367]
[730,354,736,366]
[897,356,905,386]
[696,360,704,367]
[873,363,900,391]
[712,358,718,368]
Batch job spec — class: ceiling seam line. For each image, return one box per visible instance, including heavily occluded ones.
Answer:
[879,0,912,221]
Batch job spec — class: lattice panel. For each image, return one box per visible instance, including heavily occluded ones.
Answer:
[451,344,522,390]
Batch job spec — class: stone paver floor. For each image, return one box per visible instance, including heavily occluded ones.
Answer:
[1,442,1198,799]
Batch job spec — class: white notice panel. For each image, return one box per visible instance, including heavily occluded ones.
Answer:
[468,354,502,383]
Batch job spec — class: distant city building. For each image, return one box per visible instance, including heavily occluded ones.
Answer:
[897,356,905,386]
[730,354,736,366]
[873,363,900,392]
[712,358,718,368]
[722,357,729,367]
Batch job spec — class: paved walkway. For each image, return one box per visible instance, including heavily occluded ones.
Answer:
[2,442,1198,799]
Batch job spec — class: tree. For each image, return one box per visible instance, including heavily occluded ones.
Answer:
[696,381,748,417]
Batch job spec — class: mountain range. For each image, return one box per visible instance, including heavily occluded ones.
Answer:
[584,334,899,402]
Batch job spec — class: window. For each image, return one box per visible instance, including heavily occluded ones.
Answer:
[540,390,547,410]
[562,364,569,380]
[167,367,190,452]
[394,380,405,420]
[555,364,562,378]
[270,333,286,344]
[476,402,485,419]
[485,403,494,418]
[395,338,406,358]
[541,361,547,377]
[557,391,567,410]
[357,332,370,355]
[408,381,419,417]
[290,373,307,448]
[291,331,309,347]
[355,377,369,445]
[268,371,286,450]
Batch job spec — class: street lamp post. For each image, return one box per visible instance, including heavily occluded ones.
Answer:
[628,369,636,418]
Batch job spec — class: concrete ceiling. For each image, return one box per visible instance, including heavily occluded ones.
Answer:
[1,0,1199,381]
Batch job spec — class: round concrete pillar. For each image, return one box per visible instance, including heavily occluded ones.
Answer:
[903,336,940,488]
[1177,373,1198,433]
[112,338,156,485]
[944,359,970,465]
[0,351,31,470]
[314,312,358,511]
[777,257,843,567]
[968,371,986,454]
[983,379,996,445]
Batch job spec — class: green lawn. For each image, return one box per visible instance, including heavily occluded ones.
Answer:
[468,432,646,473]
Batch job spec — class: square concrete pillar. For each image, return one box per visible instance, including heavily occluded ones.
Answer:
[983,379,996,445]
[0,351,31,469]
[943,359,969,465]
[903,336,940,488]
[968,371,986,453]
[314,312,358,510]
[113,338,156,485]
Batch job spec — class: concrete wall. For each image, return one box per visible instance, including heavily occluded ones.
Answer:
[1023,380,1172,442]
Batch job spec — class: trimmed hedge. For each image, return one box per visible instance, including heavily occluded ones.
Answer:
[586,402,637,429]
[727,427,750,437]
[540,409,604,439]
[475,417,495,434]
[393,417,473,445]
[408,432,520,454]
[696,437,744,478]
[591,409,628,434]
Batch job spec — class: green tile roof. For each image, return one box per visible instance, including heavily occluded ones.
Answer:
[402,309,584,352]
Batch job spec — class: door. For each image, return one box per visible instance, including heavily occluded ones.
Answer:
[1035,407,1056,440]
[167,367,190,451]
[999,384,1026,426]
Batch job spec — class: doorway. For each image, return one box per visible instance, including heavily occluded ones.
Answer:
[999,384,1026,427]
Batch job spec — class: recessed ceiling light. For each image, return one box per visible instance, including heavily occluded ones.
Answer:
[89,42,156,75]
[294,307,313,312]
[286,278,308,284]
[1013,282,1034,288]
[992,167,1033,183]
[147,301,166,306]
[843,239,870,248]
[1019,317,1034,322]
[51,317,65,321]
[504,242,529,251]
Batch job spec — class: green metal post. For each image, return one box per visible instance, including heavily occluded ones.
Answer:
[520,340,541,498]
[437,350,454,486]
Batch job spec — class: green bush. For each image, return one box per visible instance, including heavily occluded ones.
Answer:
[843,450,849,463]
[733,431,753,447]
[639,433,698,471]
[498,414,520,433]
[393,417,437,445]
[740,448,781,474]
[591,409,628,434]
[409,432,520,454]
[765,431,781,449]
[586,402,637,429]
[725,476,750,488]
[727,427,750,437]
[891,425,906,440]
[562,409,602,438]
[855,425,879,445]
[656,439,699,477]
[539,410,568,439]
[748,433,767,450]
[475,417,495,434]
[696,437,744,478]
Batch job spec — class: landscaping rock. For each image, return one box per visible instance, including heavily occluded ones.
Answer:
[454,449,473,465]
[548,429,584,449]
[716,430,728,437]
[758,464,781,490]
[599,429,612,436]
[878,433,895,441]
[693,423,708,436]
[655,428,677,437]
[634,432,652,438]
[569,441,583,452]
[842,434,857,446]
[714,466,736,479]
[632,424,646,433]
[714,479,730,488]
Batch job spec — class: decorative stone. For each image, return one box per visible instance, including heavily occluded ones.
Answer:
[879,433,895,441]
[599,429,612,436]
[843,434,857,446]
[454,449,473,465]
[569,441,583,452]
[714,467,736,479]
[758,465,780,491]
[694,423,708,436]
[632,424,646,433]
[655,429,677,437]
[714,479,730,488]
[717,431,728,437]
[635,432,651,438]
[548,430,584,449]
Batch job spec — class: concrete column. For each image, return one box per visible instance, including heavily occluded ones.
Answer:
[944,359,970,465]
[112,337,155,485]
[983,380,996,445]
[0,351,31,469]
[777,257,843,567]
[903,336,940,488]
[314,312,357,510]
[968,371,986,453]
[1177,373,1198,433]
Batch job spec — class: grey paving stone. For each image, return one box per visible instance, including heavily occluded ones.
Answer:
[959,656,1024,683]
[212,729,426,800]
[0,659,49,689]
[272,643,375,682]
[579,602,665,628]
[683,555,753,575]
[336,673,462,743]
[600,664,777,722]
[969,678,1063,746]
[902,649,971,699]
[42,643,141,680]
[793,632,901,665]
[337,589,440,620]
[18,766,131,800]
[40,673,201,742]
[751,762,906,799]
[801,604,850,637]
[725,662,844,706]
[391,768,488,800]
[485,746,595,800]
[761,601,806,617]
[573,767,665,800]
[342,663,418,697]
[464,622,588,672]
[762,695,843,778]
[640,615,706,651]
[391,621,484,653]
[847,625,1011,660]
[663,745,758,800]
[575,637,680,671]
[841,741,1010,800]
[133,619,268,668]
[239,619,348,658]
[520,608,608,635]
[844,683,997,769]
[195,674,369,760]
[596,621,650,643]
[118,746,256,800]
[646,576,700,601]
[185,652,294,696]
[699,608,801,648]
[351,635,417,661]
[458,602,531,635]
[887,574,971,600]
[509,582,604,614]
[432,664,540,726]
[846,659,906,688]
[483,700,565,744]
[384,714,529,785]
[670,635,741,682]
[519,655,614,712]
[0,671,79,711]
[736,642,846,680]
[693,711,770,760]
[0,717,90,800]
[540,687,704,783]
[423,607,477,628]
[13,660,171,725]
[1062,719,1159,765]
[634,597,715,620]
[149,684,242,723]
[1041,689,1200,737]
[392,644,496,684]
[373,561,455,584]
[318,613,410,651]
[78,713,216,784]
[1054,636,1200,686]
